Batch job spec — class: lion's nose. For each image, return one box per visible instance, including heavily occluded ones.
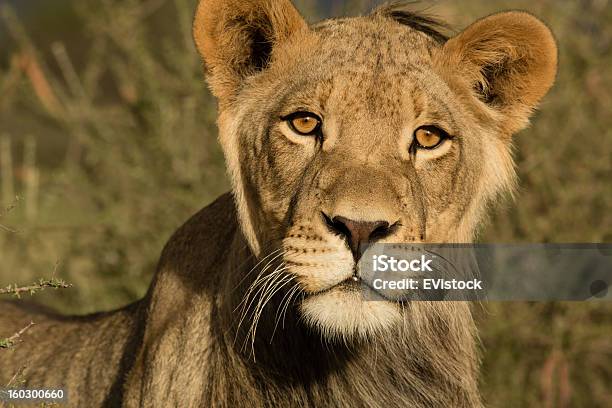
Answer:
[322,213,394,261]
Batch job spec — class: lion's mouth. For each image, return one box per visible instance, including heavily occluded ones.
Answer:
[308,276,360,296]
[307,275,400,302]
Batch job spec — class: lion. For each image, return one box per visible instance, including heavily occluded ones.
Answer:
[0,1,557,406]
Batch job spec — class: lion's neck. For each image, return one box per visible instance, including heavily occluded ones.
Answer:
[125,193,481,407]
[209,289,481,408]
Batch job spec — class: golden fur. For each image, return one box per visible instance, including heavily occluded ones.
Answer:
[0,2,557,406]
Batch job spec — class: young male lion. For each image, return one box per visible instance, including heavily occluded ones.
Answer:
[0,1,557,406]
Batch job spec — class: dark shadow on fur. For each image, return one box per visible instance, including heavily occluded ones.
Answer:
[373,1,451,44]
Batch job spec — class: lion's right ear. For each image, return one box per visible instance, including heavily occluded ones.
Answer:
[193,0,307,102]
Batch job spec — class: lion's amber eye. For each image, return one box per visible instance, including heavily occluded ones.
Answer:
[413,126,447,149]
[291,116,319,134]
[284,112,322,136]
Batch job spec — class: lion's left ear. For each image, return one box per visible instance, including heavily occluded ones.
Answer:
[439,11,558,134]
[193,0,307,104]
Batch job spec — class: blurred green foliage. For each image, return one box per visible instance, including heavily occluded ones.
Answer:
[0,0,610,406]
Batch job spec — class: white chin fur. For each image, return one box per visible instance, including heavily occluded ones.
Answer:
[300,289,401,342]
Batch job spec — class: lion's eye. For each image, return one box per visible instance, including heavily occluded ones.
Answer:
[283,112,322,136]
[413,126,448,149]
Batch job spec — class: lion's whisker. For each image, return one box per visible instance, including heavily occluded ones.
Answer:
[231,248,283,293]
[245,267,293,358]
[234,252,287,346]
[235,250,286,316]
[237,261,288,339]
[270,281,300,342]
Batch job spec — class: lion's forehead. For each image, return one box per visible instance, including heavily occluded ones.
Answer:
[324,69,455,121]
[310,17,439,70]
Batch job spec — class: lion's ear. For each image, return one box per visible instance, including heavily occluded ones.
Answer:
[440,12,558,133]
[193,0,307,102]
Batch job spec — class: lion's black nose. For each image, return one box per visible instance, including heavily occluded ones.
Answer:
[322,213,393,261]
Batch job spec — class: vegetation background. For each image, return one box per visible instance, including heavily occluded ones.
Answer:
[0,0,610,406]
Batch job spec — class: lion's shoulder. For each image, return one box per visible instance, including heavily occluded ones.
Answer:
[156,192,240,283]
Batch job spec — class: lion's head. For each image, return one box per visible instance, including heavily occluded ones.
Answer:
[193,0,557,341]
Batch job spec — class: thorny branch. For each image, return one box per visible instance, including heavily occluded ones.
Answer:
[0,262,71,351]
[0,322,34,349]
[0,277,72,297]
[6,365,26,387]
[0,261,72,297]
[0,197,20,233]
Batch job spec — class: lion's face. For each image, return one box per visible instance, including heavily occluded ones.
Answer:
[194,1,557,340]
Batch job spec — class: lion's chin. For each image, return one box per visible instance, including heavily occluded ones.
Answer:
[299,287,402,341]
